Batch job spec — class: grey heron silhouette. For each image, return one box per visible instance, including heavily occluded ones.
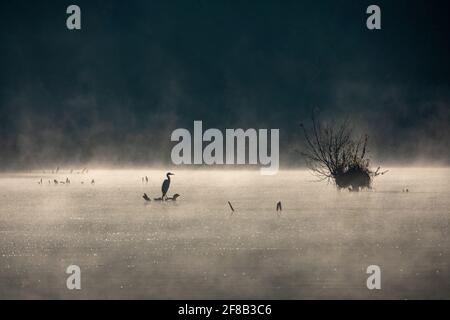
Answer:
[161,172,174,200]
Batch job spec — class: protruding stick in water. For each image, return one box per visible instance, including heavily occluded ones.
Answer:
[228,201,235,213]
[276,201,282,212]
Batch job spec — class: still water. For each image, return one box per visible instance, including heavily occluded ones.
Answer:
[0,168,449,299]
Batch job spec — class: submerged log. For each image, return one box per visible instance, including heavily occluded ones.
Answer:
[153,194,180,201]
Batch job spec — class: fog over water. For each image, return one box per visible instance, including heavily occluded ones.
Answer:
[0,0,449,300]
[0,168,448,299]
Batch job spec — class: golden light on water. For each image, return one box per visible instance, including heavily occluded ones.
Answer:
[0,167,449,298]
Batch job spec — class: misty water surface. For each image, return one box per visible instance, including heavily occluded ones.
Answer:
[0,168,449,299]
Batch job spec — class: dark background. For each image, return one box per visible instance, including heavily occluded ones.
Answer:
[0,0,449,169]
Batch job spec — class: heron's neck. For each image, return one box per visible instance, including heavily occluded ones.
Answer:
[166,174,171,180]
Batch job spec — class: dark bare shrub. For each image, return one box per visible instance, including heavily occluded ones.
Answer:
[300,113,386,191]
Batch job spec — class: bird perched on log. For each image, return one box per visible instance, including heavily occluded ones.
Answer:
[161,172,174,200]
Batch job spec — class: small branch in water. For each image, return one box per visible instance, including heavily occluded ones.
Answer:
[228,201,235,214]
[276,201,282,214]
